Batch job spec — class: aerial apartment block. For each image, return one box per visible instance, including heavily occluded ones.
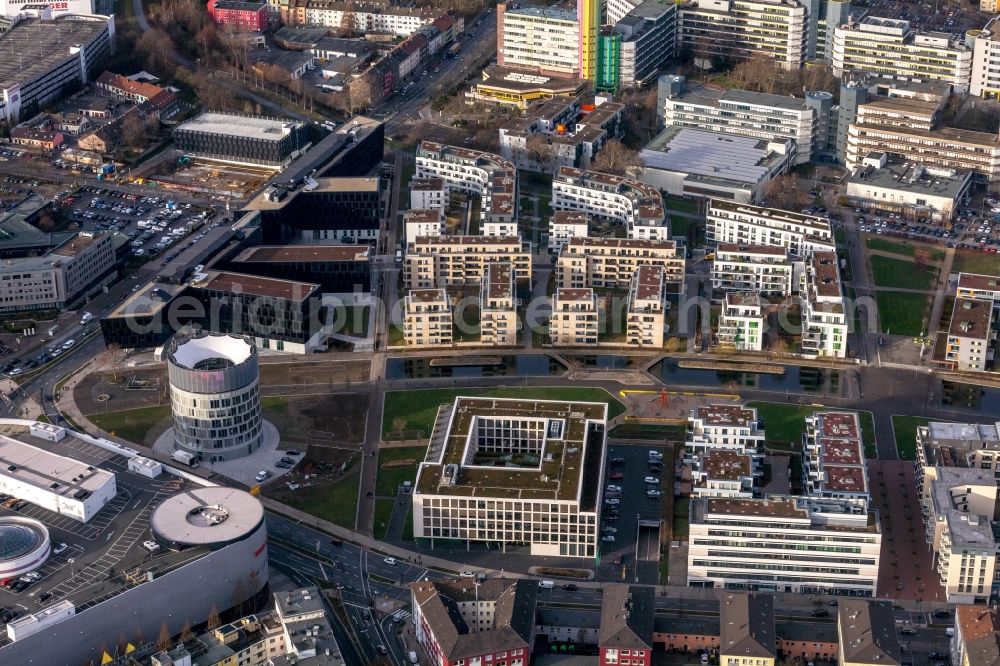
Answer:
[403,208,445,247]
[957,272,1000,304]
[676,0,807,70]
[717,291,765,352]
[690,449,755,498]
[800,251,848,358]
[480,262,518,346]
[497,4,581,77]
[802,411,869,504]
[415,141,518,237]
[942,298,996,372]
[707,200,834,259]
[404,236,531,289]
[970,16,1000,98]
[686,404,766,458]
[659,80,818,165]
[719,592,777,666]
[548,211,590,253]
[550,288,599,346]
[556,237,684,290]
[837,600,902,666]
[711,243,798,297]
[288,1,439,35]
[625,265,668,348]
[403,288,453,348]
[412,396,609,558]
[552,166,669,240]
[832,17,973,91]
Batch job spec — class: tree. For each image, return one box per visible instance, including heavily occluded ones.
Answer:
[664,337,681,353]
[524,133,555,173]
[206,606,221,630]
[156,622,171,652]
[136,29,178,79]
[179,619,194,643]
[763,173,809,212]
[120,112,149,152]
[592,139,641,176]
[196,24,218,60]
[348,76,374,114]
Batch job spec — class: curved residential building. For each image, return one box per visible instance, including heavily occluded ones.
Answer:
[167,333,262,462]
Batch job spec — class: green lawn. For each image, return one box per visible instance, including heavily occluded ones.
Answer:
[672,498,689,539]
[664,195,700,214]
[870,255,937,290]
[374,498,394,540]
[277,458,361,530]
[671,216,703,242]
[330,306,370,337]
[89,405,171,444]
[952,248,1000,277]
[608,423,686,440]
[375,446,427,496]
[382,387,626,439]
[835,227,847,246]
[892,415,930,461]
[875,291,931,336]
[747,402,876,456]
[866,237,945,262]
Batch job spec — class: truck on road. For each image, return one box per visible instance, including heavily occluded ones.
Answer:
[171,450,200,467]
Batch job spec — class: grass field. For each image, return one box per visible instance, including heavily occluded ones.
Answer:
[747,402,876,456]
[375,446,427,496]
[330,306,370,337]
[608,423,686,440]
[875,291,930,336]
[664,195,700,214]
[277,458,361,530]
[89,405,171,445]
[374,499,394,540]
[382,387,626,439]
[870,255,937,290]
[672,498,689,539]
[866,238,945,262]
[952,248,1000,276]
[892,415,930,461]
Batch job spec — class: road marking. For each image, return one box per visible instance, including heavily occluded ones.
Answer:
[319,562,329,581]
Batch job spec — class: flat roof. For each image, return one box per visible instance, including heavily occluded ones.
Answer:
[0,16,110,91]
[0,435,114,498]
[245,176,379,210]
[149,487,264,546]
[641,127,784,186]
[722,88,809,112]
[958,272,1000,293]
[232,245,370,263]
[818,439,863,465]
[556,287,595,302]
[809,251,843,299]
[696,405,755,427]
[949,298,994,340]
[408,288,448,303]
[415,397,608,505]
[484,262,513,300]
[506,5,576,21]
[632,265,664,301]
[105,282,187,319]
[849,160,971,200]
[710,199,833,233]
[700,450,752,481]
[564,236,677,252]
[724,291,761,308]
[177,112,305,141]
[815,411,861,439]
[192,270,320,300]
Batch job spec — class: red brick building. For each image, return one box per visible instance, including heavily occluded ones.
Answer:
[599,585,654,666]
[206,0,268,32]
[411,579,536,666]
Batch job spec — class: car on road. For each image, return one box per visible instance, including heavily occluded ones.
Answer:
[644,476,659,485]
[62,340,75,349]
[899,627,917,635]
[384,557,397,565]
[931,610,951,619]
[810,609,830,617]
[606,485,621,492]
[562,583,578,591]
[52,543,68,555]
[646,489,662,498]
[275,461,292,469]
[254,470,272,482]
[601,535,615,543]
[279,457,295,465]
[286,449,301,456]
[609,457,625,465]
[604,498,620,506]
[459,571,475,578]
[601,527,617,534]
[608,472,624,480]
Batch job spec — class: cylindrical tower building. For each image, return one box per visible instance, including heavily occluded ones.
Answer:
[167,333,262,462]
[0,518,49,579]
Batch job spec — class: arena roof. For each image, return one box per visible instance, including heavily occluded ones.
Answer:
[150,487,264,546]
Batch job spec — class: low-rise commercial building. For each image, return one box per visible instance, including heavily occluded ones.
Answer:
[691,449,754,498]
[942,298,996,372]
[497,3,580,77]
[837,599,902,666]
[802,411,868,504]
[800,251,848,358]
[707,200,834,259]
[550,287,599,346]
[957,272,1000,305]
[687,496,881,595]
[719,592,776,666]
[480,262,518,346]
[553,166,668,240]
[639,127,792,204]
[659,80,817,165]
[846,153,973,222]
[403,288,452,348]
[676,0,807,70]
[174,113,311,168]
[556,237,684,291]
[405,236,531,289]
[717,291,764,352]
[416,141,518,236]
[548,210,590,253]
[626,265,667,348]
[466,65,587,109]
[711,244,797,297]
[832,17,972,91]
[411,579,536,666]
[412,396,608,557]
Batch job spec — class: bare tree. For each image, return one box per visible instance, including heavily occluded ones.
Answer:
[180,619,194,643]
[592,139,641,176]
[664,337,681,353]
[155,622,171,652]
[120,113,149,152]
[763,173,809,211]
[206,606,221,630]
[524,133,555,173]
[136,29,178,79]
[348,76,374,113]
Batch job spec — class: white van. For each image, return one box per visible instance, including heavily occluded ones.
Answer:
[537,580,554,589]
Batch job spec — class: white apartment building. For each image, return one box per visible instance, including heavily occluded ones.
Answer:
[550,288,599,346]
[626,265,667,348]
[552,166,668,239]
[800,251,848,358]
[412,396,608,558]
[711,243,798,297]
[686,404,766,458]
[707,200,834,259]
[403,288,453,348]
[405,236,531,289]
[480,262,518,346]
[802,411,869,505]
[717,291,764,352]
[687,496,881,595]
[660,83,816,165]
[971,17,1000,99]
[497,4,581,77]
[548,210,590,253]
[415,141,518,236]
[676,0,807,70]
[690,449,754,499]
[299,2,435,35]
[410,177,447,211]
[916,421,1000,491]
[920,467,998,604]
[944,298,995,372]
[403,209,444,247]
[612,0,678,88]
[832,17,973,91]
[957,272,1000,304]
[556,237,684,290]
[607,0,642,25]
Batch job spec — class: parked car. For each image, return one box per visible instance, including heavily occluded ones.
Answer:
[254,470,272,482]
[810,609,830,618]
[459,571,475,578]
[52,543,68,555]
[601,535,615,543]
[384,557,397,566]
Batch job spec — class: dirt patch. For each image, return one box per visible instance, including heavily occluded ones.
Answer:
[262,392,368,452]
[259,359,371,388]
